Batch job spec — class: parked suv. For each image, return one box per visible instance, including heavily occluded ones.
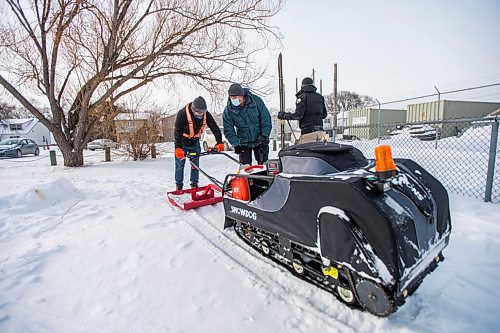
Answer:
[86,139,120,151]
[0,138,39,158]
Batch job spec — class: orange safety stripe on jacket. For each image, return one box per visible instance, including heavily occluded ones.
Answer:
[183,103,206,138]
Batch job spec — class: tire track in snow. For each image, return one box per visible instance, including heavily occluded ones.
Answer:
[180,206,360,332]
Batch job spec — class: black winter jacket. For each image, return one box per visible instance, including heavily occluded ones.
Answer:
[285,85,327,134]
[174,103,222,148]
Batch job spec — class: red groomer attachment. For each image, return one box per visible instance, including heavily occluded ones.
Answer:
[167,184,223,210]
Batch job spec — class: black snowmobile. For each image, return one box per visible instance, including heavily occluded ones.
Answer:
[222,142,451,317]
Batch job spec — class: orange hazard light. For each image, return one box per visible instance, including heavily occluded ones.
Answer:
[375,145,397,173]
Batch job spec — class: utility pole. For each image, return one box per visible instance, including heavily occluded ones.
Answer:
[295,77,298,93]
[333,63,338,128]
[312,69,315,84]
[278,53,285,149]
[320,79,323,95]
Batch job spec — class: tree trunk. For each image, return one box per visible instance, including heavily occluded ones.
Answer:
[62,150,84,167]
[59,145,84,167]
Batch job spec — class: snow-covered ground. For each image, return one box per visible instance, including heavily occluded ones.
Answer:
[1,146,499,332]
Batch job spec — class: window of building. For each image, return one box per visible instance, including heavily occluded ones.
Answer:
[10,124,22,131]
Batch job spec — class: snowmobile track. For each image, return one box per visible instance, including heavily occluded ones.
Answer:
[179,206,363,331]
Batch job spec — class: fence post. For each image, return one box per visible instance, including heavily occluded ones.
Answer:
[151,144,156,159]
[485,118,499,202]
[105,146,111,162]
[376,99,381,144]
[49,150,57,166]
[434,125,440,149]
[273,139,277,151]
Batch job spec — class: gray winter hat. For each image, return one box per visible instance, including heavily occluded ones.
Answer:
[192,96,207,113]
[228,83,244,96]
[301,77,314,87]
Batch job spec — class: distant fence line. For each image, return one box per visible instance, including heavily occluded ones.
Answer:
[362,82,500,110]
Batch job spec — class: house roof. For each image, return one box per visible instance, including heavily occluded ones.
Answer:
[114,112,151,121]
[0,118,39,135]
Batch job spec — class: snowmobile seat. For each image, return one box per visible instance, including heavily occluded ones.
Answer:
[278,142,368,175]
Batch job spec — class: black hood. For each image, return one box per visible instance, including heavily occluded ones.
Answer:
[296,84,316,96]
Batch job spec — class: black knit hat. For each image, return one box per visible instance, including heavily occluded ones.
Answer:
[301,77,314,87]
[228,83,244,96]
[192,96,207,113]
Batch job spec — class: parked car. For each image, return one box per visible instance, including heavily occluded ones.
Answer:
[86,139,120,151]
[0,138,39,158]
[201,127,233,151]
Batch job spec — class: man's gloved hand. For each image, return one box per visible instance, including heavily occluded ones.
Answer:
[175,148,185,159]
[258,135,270,146]
[234,146,244,154]
[215,143,225,152]
[277,111,285,120]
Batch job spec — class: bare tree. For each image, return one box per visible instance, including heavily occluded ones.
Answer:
[325,91,374,127]
[121,111,163,161]
[89,100,120,141]
[0,101,30,119]
[0,0,283,166]
[325,91,375,114]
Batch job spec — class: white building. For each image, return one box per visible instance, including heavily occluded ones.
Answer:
[0,118,54,145]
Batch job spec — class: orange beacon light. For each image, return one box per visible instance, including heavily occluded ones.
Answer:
[374,145,397,180]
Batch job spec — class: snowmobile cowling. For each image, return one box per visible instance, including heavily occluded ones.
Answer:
[222,142,451,317]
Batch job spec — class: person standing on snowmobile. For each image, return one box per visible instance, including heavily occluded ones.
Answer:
[277,77,327,143]
[174,96,224,191]
[223,83,272,165]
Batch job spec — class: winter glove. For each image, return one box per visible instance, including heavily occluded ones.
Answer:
[278,111,291,120]
[258,135,269,146]
[175,148,185,159]
[215,143,225,152]
[234,146,245,154]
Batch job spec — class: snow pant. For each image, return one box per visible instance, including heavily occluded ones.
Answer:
[175,143,201,188]
[299,130,325,144]
[238,144,269,165]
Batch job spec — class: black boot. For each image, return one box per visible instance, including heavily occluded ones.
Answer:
[176,184,183,191]
[190,182,198,188]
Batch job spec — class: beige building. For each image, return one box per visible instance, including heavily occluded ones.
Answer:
[348,108,407,140]
[114,113,150,142]
[407,100,500,122]
[161,114,177,142]
[407,100,500,138]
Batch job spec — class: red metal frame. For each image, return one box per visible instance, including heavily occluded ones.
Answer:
[167,184,223,210]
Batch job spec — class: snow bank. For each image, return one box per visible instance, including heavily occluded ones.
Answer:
[0,177,79,213]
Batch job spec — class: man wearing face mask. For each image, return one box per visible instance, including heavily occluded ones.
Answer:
[223,83,272,165]
[174,96,224,191]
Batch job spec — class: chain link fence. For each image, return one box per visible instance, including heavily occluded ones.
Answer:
[333,117,499,203]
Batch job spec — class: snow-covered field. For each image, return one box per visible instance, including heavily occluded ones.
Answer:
[1,146,499,333]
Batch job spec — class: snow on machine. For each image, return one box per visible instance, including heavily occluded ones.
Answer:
[222,142,451,317]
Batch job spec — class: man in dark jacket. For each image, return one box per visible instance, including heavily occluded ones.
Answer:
[223,83,272,165]
[174,96,224,190]
[278,77,327,143]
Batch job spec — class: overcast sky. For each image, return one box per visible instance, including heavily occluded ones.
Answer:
[264,0,500,109]
[2,1,499,113]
